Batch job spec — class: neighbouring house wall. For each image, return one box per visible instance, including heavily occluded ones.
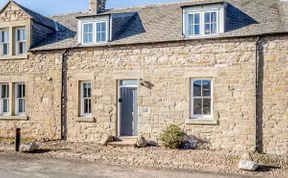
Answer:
[63,37,257,152]
[261,35,288,154]
[0,3,29,22]
[0,52,62,140]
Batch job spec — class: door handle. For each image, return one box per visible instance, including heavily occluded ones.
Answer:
[118,99,122,103]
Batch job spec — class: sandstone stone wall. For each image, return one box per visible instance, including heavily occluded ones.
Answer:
[0,34,287,154]
[262,35,288,154]
[63,38,257,152]
[0,52,63,140]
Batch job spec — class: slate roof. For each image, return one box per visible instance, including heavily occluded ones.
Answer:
[30,0,288,51]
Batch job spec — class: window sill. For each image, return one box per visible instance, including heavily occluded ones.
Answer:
[186,119,218,125]
[76,117,95,123]
[79,42,108,47]
[184,34,220,40]
[0,55,28,60]
[0,115,28,121]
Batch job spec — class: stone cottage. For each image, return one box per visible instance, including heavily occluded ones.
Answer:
[0,0,287,154]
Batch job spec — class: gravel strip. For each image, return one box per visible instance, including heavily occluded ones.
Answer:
[0,141,287,178]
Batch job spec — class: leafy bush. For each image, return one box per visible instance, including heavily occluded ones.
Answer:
[160,125,186,149]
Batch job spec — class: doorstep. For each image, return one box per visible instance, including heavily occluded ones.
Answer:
[107,136,137,147]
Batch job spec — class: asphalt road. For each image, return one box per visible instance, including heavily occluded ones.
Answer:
[0,152,248,178]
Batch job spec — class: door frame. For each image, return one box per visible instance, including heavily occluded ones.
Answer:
[117,79,138,137]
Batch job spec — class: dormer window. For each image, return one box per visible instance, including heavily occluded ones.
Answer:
[0,29,9,56]
[96,22,107,43]
[15,27,27,55]
[204,12,217,35]
[183,4,225,38]
[78,16,109,45]
[83,23,94,44]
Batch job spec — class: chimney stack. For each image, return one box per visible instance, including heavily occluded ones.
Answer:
[89,0,106,13]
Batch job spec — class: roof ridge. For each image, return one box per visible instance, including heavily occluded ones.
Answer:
[48,11,86,18]
[106,0,193,11]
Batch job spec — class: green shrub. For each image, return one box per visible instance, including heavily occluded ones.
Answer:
[160,125,186,149]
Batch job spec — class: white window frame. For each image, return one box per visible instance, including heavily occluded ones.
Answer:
[183,4,225,38]
[80,81,92,117]
[188,13,201,36]
[0,29,9,56]
[190,79,213,119]
[0,83,10,116]
[78,16,109,45]
[96,21,108,44]
[15,27,27,55]
[203,11,218,35]
[15,83,25,116]
[82,22,94,45]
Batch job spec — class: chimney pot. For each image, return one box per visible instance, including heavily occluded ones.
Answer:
[89,0,106,13]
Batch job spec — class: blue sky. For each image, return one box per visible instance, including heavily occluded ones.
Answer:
[0,0,182,16]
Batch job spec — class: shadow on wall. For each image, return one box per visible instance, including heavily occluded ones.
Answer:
[225,3,258,32]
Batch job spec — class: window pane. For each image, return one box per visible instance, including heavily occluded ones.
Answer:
[188,14,200,36]
[19,99,25,113]
[202,80,211,96]
[1,85,8,98]
[84,33,92,43]
[84,99,89,113]
[17,85,22,98]
[212,23,217,34]
[96,22,106,42]
[194,25,200,35]
[23,85,25,97]
[97,33,101,42]
[17,30,21,41]
[3,43,8,55]
[84,24,93,33]
[101,22,106,31]
[83,83,87,97]
[194,13,200,24]
[88,99,91,113]
[204,12,210,23]
[87,83,91,97]
[0,31,4,42]
[83,24,93,43]
[3,99,8,112]
[1,31,9,42]
[120,80,137,86]
[203,98,211,115]
[101,32,106,42]
[211,12,217,23]
[84,99,91,114]
[205,24,211,35]
[193,80,201,97]
[19,42,26,54]
[193,98,202,115]
[188,14,193,35]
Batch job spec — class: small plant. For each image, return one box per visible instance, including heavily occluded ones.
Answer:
[160,125,186,149]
